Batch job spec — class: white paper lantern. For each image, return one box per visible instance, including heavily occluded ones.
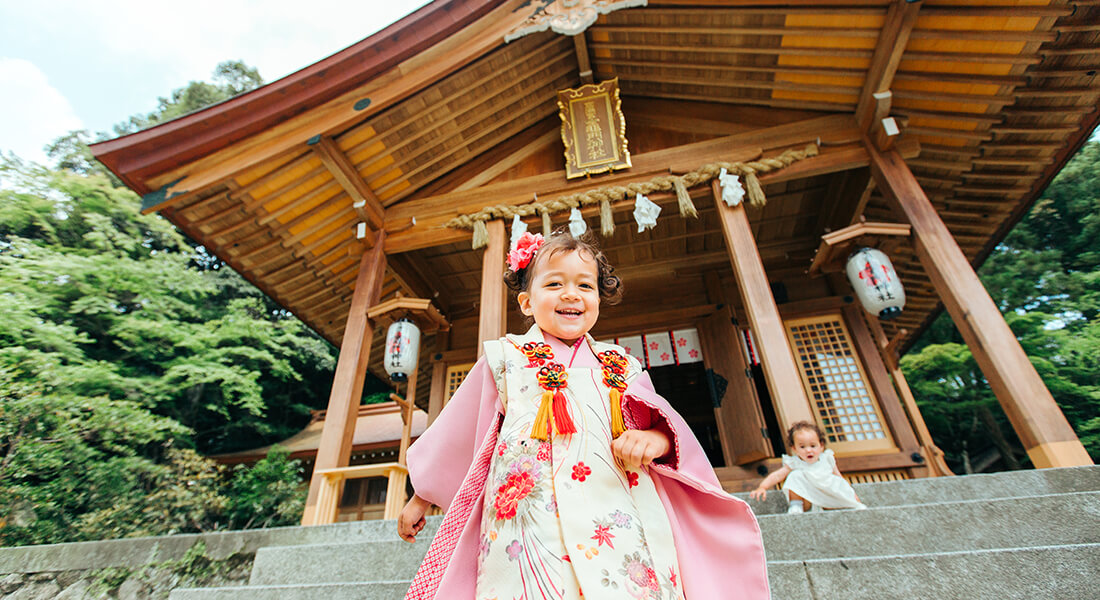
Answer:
[384,318,421,382]
[846,247,905,320]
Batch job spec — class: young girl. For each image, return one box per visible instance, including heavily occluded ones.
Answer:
[749,421,866,513]
[398,231,770,600]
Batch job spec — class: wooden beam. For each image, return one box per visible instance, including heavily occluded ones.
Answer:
[312,136,385,230]
[855,0,921,131]
[302,230,387,526]
[386,114,864,252]
[573,33,593,84]
[711,180,815,431]
[476,220,507,357]
[864,141,1092,469]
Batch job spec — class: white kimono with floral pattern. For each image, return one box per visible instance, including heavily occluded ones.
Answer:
[475,328,685,600]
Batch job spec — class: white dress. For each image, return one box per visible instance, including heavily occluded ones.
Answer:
[781,448,862,509]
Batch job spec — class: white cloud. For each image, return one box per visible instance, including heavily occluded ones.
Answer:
[0,58,84,165]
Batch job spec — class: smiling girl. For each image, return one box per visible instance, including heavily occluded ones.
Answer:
[399,231,770,600]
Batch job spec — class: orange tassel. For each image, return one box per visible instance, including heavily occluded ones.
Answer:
[530,390,553,440]
[552,389,576,435]
[609,389,626,439]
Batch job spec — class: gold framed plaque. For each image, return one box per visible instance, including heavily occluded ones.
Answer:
[557,78,631,179]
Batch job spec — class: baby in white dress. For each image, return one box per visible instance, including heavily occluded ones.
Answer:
[750,421,867,513]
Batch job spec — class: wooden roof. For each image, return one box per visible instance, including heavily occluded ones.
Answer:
[92,0,1100,382]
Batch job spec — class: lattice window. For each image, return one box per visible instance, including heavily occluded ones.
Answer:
[445,362,475,405]
[785,314,895,454]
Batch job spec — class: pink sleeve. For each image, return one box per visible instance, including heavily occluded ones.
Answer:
[406,356,501,510]
[623,371,721,487]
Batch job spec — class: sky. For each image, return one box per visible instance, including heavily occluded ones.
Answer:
[0,1,430,165]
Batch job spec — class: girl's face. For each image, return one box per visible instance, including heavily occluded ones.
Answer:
[517,249,600,345]
[792,429,824,463]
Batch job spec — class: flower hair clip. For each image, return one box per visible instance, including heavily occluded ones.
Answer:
[507,232,544,272]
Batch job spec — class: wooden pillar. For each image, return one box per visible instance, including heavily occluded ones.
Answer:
[865,315,953,476]
[427,359,448,425]
[477,219,508,357]
[301,231,387,525]
[865,143,1092,468]
[711,181,815,429]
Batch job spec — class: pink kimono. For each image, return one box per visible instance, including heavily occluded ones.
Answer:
[404,330,770,599]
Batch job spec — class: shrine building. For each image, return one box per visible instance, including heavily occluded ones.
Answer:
[91,0,1098,526]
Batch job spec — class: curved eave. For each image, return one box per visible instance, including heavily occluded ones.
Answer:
[90,0,501,195]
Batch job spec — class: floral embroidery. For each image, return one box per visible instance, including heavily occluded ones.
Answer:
[497,441,508,457]
[669,567,678,588]
[521,341,554,366]
[493,471,535,521]
[571,462,592,482]
[621,552,661,596]
[626,471,639,488]
[536,441,551,462]
[505,540,523,561]
[592,523,616,549]
[509,455,542,479]
[610,509,632,528]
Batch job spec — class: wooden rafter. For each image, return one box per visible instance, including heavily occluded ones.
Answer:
[855,0,921,132]
[312,136,385,230]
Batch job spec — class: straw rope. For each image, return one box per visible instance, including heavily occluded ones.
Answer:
[448,144,819,248]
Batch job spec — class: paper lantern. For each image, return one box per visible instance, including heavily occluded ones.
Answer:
[846,247,905,320]
[384,318,421,382]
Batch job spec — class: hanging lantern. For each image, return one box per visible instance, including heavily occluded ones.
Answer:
[845,247,905,320]
[384,318,421,382]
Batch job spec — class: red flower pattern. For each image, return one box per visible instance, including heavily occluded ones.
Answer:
[571,462,592,482]
[677,337,687,346]
[497,442,507,457]
[688,349,699,358]
[660,352,670,361]
[626,471,639,488]
[536,442,551,462]
[649,342,659,350]
[493,471,535,521]
[591,524,615,549]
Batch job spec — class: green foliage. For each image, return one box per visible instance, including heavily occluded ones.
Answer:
[904,141,1100,470]
[0,60,338,545]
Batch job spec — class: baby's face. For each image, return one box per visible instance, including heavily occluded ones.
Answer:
[792,429,824,463]
[517,249,600,345]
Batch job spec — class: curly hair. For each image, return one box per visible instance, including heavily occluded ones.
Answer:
[503,229,622,305]
[786,421,827,448]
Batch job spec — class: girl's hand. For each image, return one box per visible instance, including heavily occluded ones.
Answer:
[398,495,432,542]
[749,486,768,501]
[612,428,671,469]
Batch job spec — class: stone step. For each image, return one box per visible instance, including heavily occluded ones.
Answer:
[170,543,1099,600]
[244,491,1099,585]
[768,543,1099,600]
[169,581,411,600]
[737,464,1100,515]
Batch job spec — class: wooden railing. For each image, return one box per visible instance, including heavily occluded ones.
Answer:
[312,463,409,524]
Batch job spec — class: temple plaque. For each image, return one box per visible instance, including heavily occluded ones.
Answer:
[557,78,631,179]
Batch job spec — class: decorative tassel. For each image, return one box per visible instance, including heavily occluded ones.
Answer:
[600,198,615,237]
[609,389,626,439]
[542,209,552,237]
[530,390,554,440]
[744,171,766,208]
[674,178,697,219]
[552,389,577,435]
[472,220,489,249]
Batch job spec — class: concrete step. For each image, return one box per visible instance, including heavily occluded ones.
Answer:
[169,581,411,600]
[768,543,1100,600]
[170,543,1100,600]
[243,491,1098,585]
[738,465,1100,515]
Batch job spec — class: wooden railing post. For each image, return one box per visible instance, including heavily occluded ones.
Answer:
[302,231,387,525]
[865,142,1092,469]
[711,181,815,431]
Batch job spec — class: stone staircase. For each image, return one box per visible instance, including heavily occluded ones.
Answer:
[169,466,1100,599]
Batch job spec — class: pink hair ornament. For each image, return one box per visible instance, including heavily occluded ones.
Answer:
[507,232,544,272]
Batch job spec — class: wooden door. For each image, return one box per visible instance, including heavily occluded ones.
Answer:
[697,306,772,465]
